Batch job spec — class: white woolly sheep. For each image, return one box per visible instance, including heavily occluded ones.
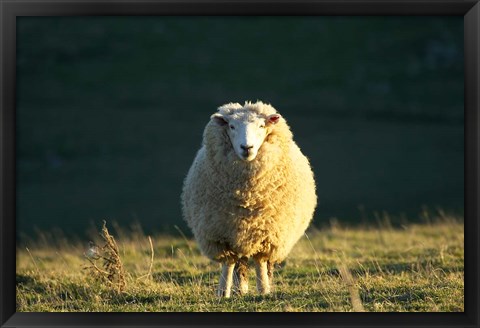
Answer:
[181,101,317,297]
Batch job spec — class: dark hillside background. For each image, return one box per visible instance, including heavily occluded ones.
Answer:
[16,16,464,239]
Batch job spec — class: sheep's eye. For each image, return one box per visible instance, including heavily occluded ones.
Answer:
[229,125,235,130]
[260,124,265,128]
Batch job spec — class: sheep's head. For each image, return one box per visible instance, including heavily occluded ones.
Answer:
[210,101,282,162]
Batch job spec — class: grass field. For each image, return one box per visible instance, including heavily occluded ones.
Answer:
[16,213,464,312]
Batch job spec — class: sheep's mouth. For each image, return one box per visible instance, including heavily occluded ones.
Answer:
[241,156,255,162]
[238,151,256,162]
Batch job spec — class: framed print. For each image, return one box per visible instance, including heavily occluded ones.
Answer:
[1,0,478,327]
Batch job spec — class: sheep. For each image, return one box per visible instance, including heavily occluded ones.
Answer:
[181,101,317,297]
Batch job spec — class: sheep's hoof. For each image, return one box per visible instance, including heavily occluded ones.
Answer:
[216,289,231,298]
[239,286,249,296]
[257,287,271,296]
[234,285,248,296]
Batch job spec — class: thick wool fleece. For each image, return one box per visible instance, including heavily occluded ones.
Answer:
[181,101,317,264]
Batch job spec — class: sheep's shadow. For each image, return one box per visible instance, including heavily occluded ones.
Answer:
[241,292,330,308]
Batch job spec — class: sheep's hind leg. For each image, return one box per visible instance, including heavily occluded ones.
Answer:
[217,262,235,298]
[234,257,249,295]
[267,260,274,284]
[254,258,270,295]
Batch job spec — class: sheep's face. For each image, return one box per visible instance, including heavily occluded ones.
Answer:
[212,112,281,162]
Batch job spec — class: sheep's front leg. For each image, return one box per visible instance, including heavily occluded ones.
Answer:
[234,257,249,295]
[254,258,271,295]
[217,262,235,298]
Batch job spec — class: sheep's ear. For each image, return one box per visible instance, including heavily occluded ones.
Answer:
[267,114,281,125]
[211,113,228,126]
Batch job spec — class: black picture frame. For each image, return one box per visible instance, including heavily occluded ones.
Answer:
[1,1,478,327]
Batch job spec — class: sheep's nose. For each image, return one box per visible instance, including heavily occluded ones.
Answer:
[240,144,253,151]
